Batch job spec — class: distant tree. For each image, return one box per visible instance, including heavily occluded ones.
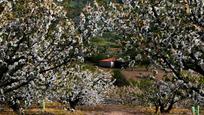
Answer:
[51,66,114,110]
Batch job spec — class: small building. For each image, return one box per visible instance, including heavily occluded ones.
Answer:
[98,57,117,68]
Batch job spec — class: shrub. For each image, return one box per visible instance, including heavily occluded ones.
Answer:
[112,70,129,87]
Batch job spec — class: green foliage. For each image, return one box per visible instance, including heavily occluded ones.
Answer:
[136,79,155,91]
[128,79,138,87]
[91,37,111,46]
[88,34,121,58]
[91,34,121,47]
[112,70,130,87]
[55,0,91,17]
[135,60,150,67]
[181,70,204,84]
[81,64,97,72]
[134,79,158,106]
[96,0,110,5]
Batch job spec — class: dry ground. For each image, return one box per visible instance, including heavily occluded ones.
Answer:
[100,67,167,80]
[0,103,196,115]
[121,68,166,80]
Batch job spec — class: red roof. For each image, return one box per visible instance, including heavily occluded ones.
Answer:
[99,57,117,62]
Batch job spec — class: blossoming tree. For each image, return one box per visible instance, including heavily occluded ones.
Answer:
[50,66,113,111]
[81,0,204,113]
[0,0,85,113]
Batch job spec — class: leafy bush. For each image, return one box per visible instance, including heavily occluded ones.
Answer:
[112,70,129,87]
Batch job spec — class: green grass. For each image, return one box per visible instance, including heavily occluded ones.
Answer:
[91,37,117,47]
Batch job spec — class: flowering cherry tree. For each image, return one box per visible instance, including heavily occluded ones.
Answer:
[51,66,114,110]
[0,0,85,113]
[135,0,204,112]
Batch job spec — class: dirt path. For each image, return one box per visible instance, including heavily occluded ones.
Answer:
[0,104,196,115]
[79,104,192,115]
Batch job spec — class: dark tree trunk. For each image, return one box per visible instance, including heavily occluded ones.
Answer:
[68,98,80,110]
[155,105,159,113]
[8,102,21,115]
[159,103,166,113]
[165,101,174,113]
[159,102,174,113]
[7,97,24,115]
[155,98,174,113]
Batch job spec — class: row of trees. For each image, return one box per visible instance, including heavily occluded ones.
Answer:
[0,0,113,114]
[0,0,204,114]
[81,0,204,113]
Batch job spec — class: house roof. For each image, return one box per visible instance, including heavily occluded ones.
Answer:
[99,57,117,62]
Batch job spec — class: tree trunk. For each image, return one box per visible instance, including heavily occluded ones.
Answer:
[7,97,24,115]
[159,103,166,113]
[9,102,21,115]
[159,102,174,113]
[165,101,174,113]
[68,98,79,110]
[155,105,159,113]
